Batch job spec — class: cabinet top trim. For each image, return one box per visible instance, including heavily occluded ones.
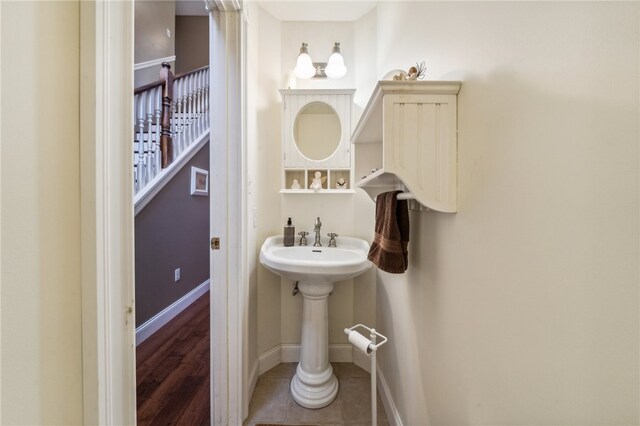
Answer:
[376,80,461,94]
[279,88,356,96]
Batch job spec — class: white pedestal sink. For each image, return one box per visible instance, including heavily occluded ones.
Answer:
[260,235,371,409]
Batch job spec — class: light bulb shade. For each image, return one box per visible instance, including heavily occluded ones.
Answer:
[294,43,315,79]
[325,43,347,79]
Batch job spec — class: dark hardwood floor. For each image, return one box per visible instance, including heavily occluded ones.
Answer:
[137,291,210,425]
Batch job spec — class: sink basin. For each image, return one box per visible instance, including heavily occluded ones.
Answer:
[259,234,371,409]
[260,235,371,282]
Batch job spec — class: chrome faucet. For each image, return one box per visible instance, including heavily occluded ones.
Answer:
[313,217,322,247]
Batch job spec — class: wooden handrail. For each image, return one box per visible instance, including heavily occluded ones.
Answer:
[174,65,209,80]
[134,79,164,95]
[134,65,209,94]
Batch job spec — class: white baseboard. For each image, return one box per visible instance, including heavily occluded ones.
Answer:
[280,344,300,363]
[246,359,259,419]
[248,359,259,398]
[377,364,403,426]
[329,344,353,362]
[352,347,371,373]
[259,343,353,374]
[135,279,210,345]
[258,345,282,375]
[281,343,353,363]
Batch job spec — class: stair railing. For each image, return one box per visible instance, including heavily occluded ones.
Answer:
[133,63,210,196]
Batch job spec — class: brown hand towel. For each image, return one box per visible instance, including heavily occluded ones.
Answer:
[367,190,410,273]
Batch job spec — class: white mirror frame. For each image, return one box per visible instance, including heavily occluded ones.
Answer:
[280,89,355,170]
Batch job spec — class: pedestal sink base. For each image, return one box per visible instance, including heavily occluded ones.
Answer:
[290,364,338,409]
[259,236,372,409]
[290,281,338,409]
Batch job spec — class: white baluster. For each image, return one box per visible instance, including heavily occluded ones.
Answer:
[188,73,195,145]
[176,78,184,154]
[133,93,140,194]
[171,79,179,156]
[201,70,207,132]
[153,87,162,179]
[170,86,179,160]
[138,91,149,189]
[180,77,189,146]
[196,70,203,136]
[193,72,199,138]
[178,76,185,146]
[204,68,210,128]
[145,89,155,183]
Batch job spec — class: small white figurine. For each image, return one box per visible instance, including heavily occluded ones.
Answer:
[310,171,326,192]
[336,177,347,189]
[291,178,301,190]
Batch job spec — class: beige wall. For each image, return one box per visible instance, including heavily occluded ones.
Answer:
[248,2,639,424]
[249,12,366,360]
[278,21,360,347]
[351,7,379,368]
[175,16,209,74]
[1,1,83,424]
[373,2,639,424]
[249,12,381,360]
[248,4,283,361]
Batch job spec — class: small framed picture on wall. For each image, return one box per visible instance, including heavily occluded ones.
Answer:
[190,166,209,196]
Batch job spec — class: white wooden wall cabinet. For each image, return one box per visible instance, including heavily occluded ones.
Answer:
[351,81,461,212]
[279,89,355,193]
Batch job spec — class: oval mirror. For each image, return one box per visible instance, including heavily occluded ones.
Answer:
[293,102,341,161]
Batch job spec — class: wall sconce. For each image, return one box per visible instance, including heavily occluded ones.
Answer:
[294,43,315,79]
[293,42,347,80]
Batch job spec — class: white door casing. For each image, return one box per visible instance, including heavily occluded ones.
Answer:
[208,1,246,425]
[80,1,136,424]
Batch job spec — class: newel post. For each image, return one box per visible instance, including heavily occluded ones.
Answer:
[160,62,174,167]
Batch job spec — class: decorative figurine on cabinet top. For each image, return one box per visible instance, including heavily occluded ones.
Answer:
[392,61,427,81]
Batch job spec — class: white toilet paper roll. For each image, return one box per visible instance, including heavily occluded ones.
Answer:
[348,330,372,355]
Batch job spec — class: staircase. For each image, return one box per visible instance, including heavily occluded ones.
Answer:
[133,63,210,211]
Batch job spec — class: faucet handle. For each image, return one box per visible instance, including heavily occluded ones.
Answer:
[327,232,338,247]
[298,231,309,246]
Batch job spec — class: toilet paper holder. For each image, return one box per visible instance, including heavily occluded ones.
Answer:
[344,324,388,426]
[343,324,388,355]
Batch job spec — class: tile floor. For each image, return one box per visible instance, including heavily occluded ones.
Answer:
[244,362,389,426]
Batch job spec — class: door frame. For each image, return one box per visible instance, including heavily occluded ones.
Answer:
[80,0,246,424]
[207,1,247,424]
[80,1,136,424]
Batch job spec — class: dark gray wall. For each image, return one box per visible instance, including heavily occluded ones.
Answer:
[134,0,176,87]
[135,142,209,326]
[175,16,209,74]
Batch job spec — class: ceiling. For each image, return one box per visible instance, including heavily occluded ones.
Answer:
[176,0,378,21]
[254,1,377,22]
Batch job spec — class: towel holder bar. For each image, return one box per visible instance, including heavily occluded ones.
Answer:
[396,193,415,200]
[373,192,415,202]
